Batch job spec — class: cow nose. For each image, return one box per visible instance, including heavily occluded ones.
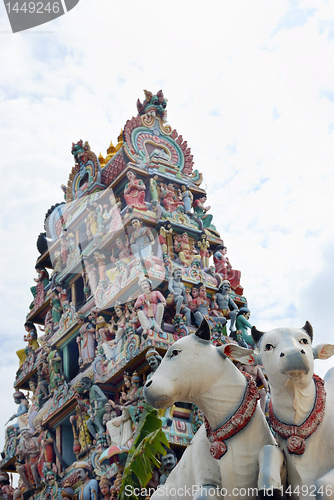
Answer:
[301,349,306,354]
[145,380,153,388]
[280,352,285,358]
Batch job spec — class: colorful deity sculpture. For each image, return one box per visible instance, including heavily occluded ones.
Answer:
[99,477,116,500]
[189,283,213,327]
[105,372,134,452]
[235,307,253,347]
[16,428,41,489]
[180,184,193,214]
[159,448,178,485]
[193,195,216,233]
[212,280,239,335]
[106,237,133,283]
[76,312,96,368]
[145,348,162,381]
[174,233,199,268]
[0,471,14,500]
[197,232,210,269]
[30,264,49,308]
[124,170,147,211]
[33,419,54,481]
[137,89,167,122]
[129,218,155,262]
[78,377,107,438]
[43,344,63,394]
[7,391,29,430]
[50,291,63,326]
[213,245,243,294]
[16,321,40,366]
[168,268,191,326]
[104,191,123,233]
[134,277,166,338]
[74,462,99,500]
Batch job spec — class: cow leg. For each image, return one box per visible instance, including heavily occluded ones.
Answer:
[258,445,285,497]
[315,470,334,500]
[193,484,222,500]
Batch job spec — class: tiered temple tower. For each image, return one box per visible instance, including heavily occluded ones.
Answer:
[0,90,249,500]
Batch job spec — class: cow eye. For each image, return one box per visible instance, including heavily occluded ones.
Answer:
[171,349,181,358]
[265,343,274,351]
[299,338,308,345]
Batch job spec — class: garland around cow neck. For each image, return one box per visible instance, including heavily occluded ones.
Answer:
[204,371,259,459]
[269,374,326,455]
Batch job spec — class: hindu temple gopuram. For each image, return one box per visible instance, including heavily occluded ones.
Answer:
[1,90,254,500]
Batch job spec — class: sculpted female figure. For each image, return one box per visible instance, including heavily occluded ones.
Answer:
[129,218,154,261]
[16,322,40,366]
[76,312,96,368]
[124,170,147,211]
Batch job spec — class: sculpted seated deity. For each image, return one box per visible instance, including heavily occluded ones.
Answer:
[106,237,133,283]
[16,322,40,366]
[134,277,166,338]
[124,170,147,211]
[213,245,243,295]
[130,218,155,262]
[174,233,199,268]
[106,372,142,452]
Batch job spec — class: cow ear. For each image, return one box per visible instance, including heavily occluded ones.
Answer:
[252,326,265,345]
[195,318,211,341]
[313,344,334,360]
[219,344,261,365]
[302,321,313,343]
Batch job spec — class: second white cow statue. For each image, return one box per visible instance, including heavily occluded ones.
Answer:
[225,321,334,500]
[144,319,277,500]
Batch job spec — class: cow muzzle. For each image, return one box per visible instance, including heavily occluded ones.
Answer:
[144,380,175,409]
[280,350,310,378]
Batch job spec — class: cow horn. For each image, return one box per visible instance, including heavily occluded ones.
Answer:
[251,326,265,344]
[195,318,211,341]
[302,321,313,342]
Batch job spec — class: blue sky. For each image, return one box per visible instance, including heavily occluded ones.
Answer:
[0,0,334,451]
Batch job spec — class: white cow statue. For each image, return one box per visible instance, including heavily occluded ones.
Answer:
[226,321,334,500]
[144,319,277,500]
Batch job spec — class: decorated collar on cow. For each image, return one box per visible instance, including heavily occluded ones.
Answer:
[204,371,259,460]
[269,374,326,455]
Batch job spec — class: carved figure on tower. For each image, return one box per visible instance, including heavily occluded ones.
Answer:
[236,307,253,347]
[43,343,63,394]
[30,264,49,309]
[197,232,210,269]
[180,184,193,214]
[134,277,166,338]
[137,90,167,122]
[124,170,147,211]
[16,322,39,366]
[76,311,96,368]
[74,462,99,500]
[193,195,218,235]
[212,280,238,336]
[129,217,154,262]
[213,245,243,295]
[174,232,199,268]
[168,268,191,326]
[145,348,162,381]
[78,377,107,438]
[16,428,41,490]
